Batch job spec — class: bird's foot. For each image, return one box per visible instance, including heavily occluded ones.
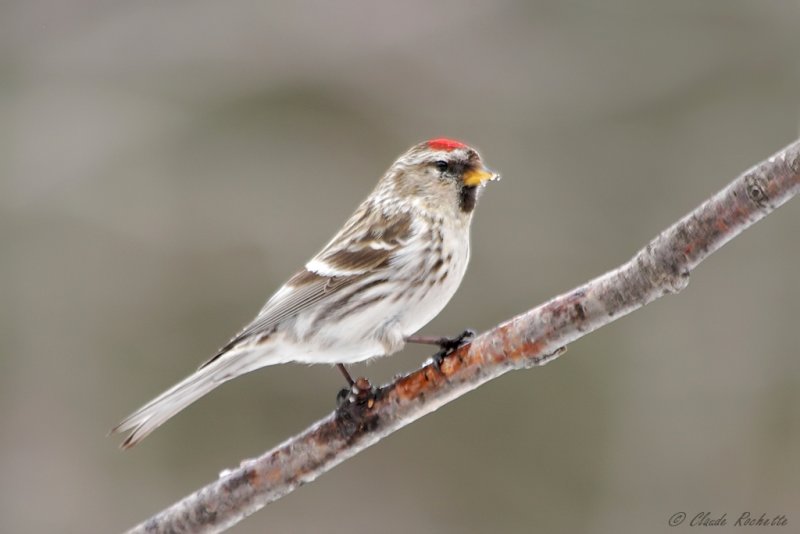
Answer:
[430,328,475,372]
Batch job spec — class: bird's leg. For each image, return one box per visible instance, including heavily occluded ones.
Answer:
[406,328,476,371]
[336,363,355,387]
[335,363,355,408]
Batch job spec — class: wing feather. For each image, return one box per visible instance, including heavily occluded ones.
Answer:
[199,206,415,368]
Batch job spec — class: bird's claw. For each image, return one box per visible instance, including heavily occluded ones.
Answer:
[443,328,476,350]
[430,328,475,372]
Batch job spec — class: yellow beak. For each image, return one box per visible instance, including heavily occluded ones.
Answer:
[463,167,499,187]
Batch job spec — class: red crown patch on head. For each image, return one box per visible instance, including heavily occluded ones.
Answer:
[426,138,466,151]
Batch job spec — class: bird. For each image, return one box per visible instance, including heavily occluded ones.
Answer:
[111,137,499,448]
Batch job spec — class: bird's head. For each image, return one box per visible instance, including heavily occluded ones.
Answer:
[379,138,499,217]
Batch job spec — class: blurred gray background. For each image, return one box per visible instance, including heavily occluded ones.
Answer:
[2,1,799,533]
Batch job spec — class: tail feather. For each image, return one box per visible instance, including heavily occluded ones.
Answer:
[111,349,259,448]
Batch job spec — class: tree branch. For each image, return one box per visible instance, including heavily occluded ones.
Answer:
[127,139,800,534]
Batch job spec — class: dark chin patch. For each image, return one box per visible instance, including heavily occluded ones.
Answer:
[459,185,478,213]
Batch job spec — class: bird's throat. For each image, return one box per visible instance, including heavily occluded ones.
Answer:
[459,186,478,213]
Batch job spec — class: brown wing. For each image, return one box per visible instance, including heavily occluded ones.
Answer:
[199,206,414,368]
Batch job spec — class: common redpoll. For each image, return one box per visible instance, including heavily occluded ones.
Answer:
[112,138,499,448]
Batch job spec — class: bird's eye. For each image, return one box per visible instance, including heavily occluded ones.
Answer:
[435,160,449,173]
